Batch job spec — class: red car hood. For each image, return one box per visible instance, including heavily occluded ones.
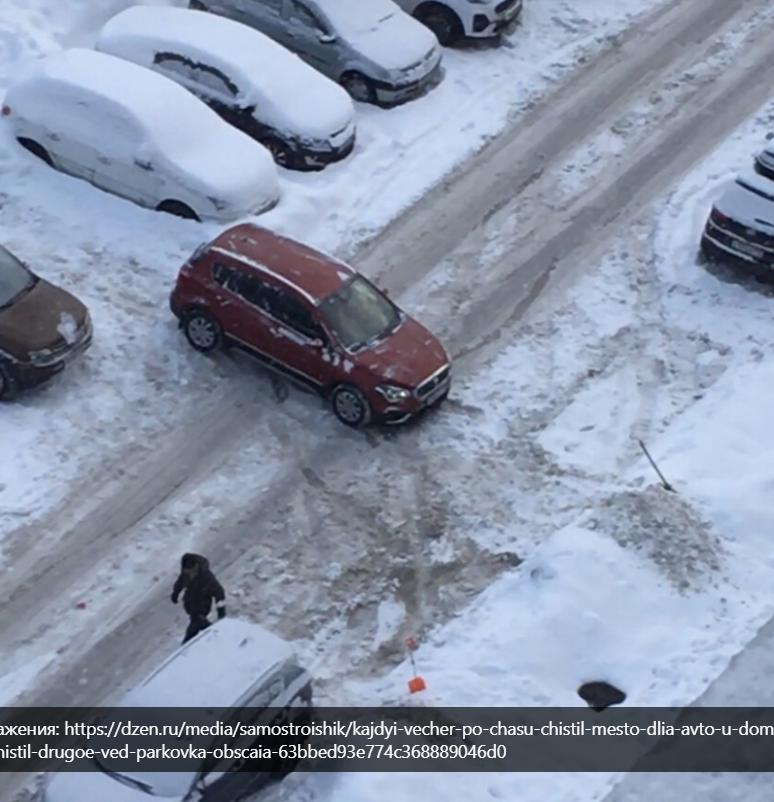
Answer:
[354,315,448,388]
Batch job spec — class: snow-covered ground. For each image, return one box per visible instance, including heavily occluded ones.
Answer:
[0,0,666,539]
[280,99,774,802]
[2,1,774,802]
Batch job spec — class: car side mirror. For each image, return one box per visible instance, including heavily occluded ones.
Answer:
[317,31,336,43]
[381,286,391,297]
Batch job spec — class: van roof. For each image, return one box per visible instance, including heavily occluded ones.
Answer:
[120,618,295,708]
[210,224,355,305]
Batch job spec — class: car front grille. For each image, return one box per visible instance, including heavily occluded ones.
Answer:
[416,365,450,399]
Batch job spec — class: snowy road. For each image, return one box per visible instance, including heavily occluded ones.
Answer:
[2,0,774,799]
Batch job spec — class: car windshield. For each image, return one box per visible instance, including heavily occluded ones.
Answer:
[319,275,401,351]
[0,245,34,308]
[316,0,397,37]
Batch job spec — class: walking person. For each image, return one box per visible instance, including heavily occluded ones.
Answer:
[170,553,227,643]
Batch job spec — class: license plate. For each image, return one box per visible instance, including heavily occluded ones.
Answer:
[732,239,764,258]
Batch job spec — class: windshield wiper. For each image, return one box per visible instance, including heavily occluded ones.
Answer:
[94,757,154,794]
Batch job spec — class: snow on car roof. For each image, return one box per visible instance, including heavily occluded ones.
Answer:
[6,48,277,210]
[211,223,355,304]
[121,618,295,708]
[314,0,400,36]
[97,6,353,138]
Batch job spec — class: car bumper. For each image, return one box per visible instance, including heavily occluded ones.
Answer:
[12,326,93,390]
[372,372,452,425]
[701,230,774,271]
[374,61,444,107]
[469,0,524,37]
[295,133,356,171]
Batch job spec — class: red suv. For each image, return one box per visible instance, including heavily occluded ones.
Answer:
[170,224,451,426]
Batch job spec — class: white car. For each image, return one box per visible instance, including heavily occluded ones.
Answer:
[43,618,313,802]
[2,48,280,220]
[396,0,523,45]
[96,5,356,171]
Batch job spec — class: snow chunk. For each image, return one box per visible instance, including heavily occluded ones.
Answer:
[57,312,78,345]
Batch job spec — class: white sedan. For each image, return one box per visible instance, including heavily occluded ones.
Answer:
[2,48,280,221]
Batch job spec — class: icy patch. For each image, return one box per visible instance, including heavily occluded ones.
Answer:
[0,653,54,705]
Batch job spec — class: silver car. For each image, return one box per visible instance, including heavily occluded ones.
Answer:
[190,0,444,106]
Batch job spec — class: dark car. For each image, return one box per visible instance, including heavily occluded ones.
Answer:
[0,245,92,399]
[700,172,774,273]
[170,224,451,426]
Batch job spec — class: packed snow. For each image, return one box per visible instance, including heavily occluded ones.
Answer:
[2,2,773,802]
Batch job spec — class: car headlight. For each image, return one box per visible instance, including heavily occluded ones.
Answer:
[375,384,412,402]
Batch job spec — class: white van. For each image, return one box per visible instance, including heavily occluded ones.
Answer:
[3,48,279,220]
[97,6,356,171]
[43,619,313,802]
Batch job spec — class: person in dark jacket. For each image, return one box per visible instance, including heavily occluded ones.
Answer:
[171,553,227,644]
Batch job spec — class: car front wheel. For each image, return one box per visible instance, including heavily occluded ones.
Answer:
[183,310,222,353]
[331,384,371,427]
[341,72,377,104]
[156,199,200,221]
[416,5,463,46]
[0,363,18,401]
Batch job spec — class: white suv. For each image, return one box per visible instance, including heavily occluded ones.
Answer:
[395,0,523,45]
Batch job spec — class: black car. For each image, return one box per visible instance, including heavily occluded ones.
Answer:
[700,172,774,272]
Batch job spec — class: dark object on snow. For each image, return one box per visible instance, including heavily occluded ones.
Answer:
[171,553,226,644]
[637,439,675,492]
[578,681,626,711]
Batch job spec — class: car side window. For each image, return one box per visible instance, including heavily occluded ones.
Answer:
[213,262,236,287]
[154,52,194,82]
[290,0,325,31]
[189,63,238,98]
[272,291,324,340]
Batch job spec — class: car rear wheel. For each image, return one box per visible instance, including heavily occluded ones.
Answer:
[17,137,53,166]
[341,72,377,104]
[332,384,371,427]
[264,138,292,168]
[183,310,222,353]
[156,199,200,221]
[416,4,463,46]
[0,363,18,401]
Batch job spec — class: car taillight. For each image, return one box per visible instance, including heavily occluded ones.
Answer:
[710,207,729,225]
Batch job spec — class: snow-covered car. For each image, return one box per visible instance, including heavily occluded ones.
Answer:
[96,6,356,171]
[700,171,774,272]
[395,0,523,45]
[43,618,313,802]
[189,0,443,106]
[2,48,280,221]
[0,244,91,400]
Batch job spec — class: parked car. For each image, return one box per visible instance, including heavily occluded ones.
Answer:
[44,618,313,802]
[754,143,774,181]
[96,6,356,171]
[2,48,279,220]
[189,0,443,106]
[395,0,523,45]
[170,223,451,426]
[0,244,92,400]
[700,171,774,273]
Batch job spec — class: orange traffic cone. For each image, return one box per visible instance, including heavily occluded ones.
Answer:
[405,636,426,694]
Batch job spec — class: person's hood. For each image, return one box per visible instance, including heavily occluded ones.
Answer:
[347,12,439,75]
[0,278,89,359]
[182,553,210,572]
[354,315,448,389]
